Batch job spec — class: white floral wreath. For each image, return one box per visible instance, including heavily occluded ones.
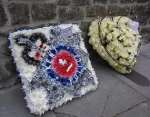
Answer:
[88,16,141,74]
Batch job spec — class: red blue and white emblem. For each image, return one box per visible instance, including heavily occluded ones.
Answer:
[42,45,85,86]
[52,50,77,78]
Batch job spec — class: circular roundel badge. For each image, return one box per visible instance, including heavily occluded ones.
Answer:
[44,45,85,86]
[52,50,77,78]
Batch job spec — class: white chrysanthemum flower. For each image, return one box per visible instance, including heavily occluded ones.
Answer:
[25,87,49,115]
[88,16,141,74]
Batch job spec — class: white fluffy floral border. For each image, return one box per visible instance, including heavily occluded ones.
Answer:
[88,16,141,74]
[8,24,98,115]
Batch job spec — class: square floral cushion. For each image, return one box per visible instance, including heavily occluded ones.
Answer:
[8,24,98,115]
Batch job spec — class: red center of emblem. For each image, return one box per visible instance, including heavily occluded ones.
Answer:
[52,50,77,78]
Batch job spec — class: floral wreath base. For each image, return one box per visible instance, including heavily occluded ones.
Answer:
[9,24,98,115]
[88,16,141,74]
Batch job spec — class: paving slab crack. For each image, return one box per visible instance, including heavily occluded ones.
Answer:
[113,100,149,117]
[100,95,110,117]
[0,83,21,94]
[99,74,119,117]
[114,72,150,100]
[0,79,20,90]
[54,111,78,117]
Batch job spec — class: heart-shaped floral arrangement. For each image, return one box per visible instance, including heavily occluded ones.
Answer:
[9,24,98,115]
[88,16,141,74]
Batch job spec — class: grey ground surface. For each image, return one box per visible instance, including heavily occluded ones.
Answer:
[0,33,150,117]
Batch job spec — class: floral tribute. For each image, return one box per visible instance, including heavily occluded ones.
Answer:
[9,24,98,115]
[88,16,141,74]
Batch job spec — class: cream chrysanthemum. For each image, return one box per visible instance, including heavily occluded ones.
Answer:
[88,16,141,74]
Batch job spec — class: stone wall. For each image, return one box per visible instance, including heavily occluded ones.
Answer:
[0,0,150,43]
[0,0,150,89]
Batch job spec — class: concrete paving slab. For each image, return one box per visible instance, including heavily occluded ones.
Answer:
[117,100,150,117]
[55,62,146,117]
[0,85,55,117]
[140,44,150,58]
[0,40,149,117]
[0,34,18,89]
[114,44,150,99]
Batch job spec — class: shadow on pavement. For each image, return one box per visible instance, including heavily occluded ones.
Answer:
[125,71,150,87]
[87,42,150,87]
